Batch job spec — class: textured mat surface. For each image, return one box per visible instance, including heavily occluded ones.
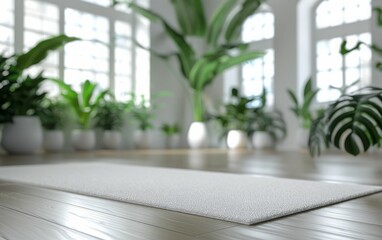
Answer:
[0,162,381,225]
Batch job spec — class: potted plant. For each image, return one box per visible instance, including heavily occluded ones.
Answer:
[130,95,154,149]
[248,90,287,149]
[54,79,109,151]
[287,78,320,148]
[95,100,126,149]
[161,123,181,149]
[0,35,78,154]
[214,88,255,150]
[113,0,265,148]
[38,99,70,152]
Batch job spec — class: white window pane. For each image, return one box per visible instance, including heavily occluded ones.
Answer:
[345,51,360,68]
[241,49,274,106]
[242,5,274,42]
[115,75,132,101]
[0,11,14,26]
[83,0,111,7]
[0,0,14,54]
[316,0,371,28]
[0,25,14,44]
[24,0,59,79]
[65,9,110,89]
[345,68,360,89]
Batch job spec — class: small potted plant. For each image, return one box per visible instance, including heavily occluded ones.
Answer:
[250,110,287,150]
[130,95,154,149]
[95,100,126,149]
[217,88,254,150]
[0,35,78,154]
[161,123,181,149]
[38,99,70,152]
[54,79,109,151]
[246,89,287,149]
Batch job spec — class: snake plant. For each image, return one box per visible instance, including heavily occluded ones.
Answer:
[113,0,265,121]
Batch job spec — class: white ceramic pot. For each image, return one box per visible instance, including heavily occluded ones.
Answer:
[1,116,43,154]
[297,128,310,148]
[71,129,96,151]
[226,130,248,150]
[44,130,65,152]
[252,131,274,149]
[187,122,208,149]
[165,134,180,149]
[134,130,149,149]
[103,130,122,149]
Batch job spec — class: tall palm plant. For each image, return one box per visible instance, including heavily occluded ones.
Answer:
[113,0,265,121]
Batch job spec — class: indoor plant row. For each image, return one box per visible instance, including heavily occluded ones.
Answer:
[212,88,286,150]
[0,35,79,154]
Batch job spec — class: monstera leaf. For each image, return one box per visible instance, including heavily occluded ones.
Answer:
[309,87,382,156]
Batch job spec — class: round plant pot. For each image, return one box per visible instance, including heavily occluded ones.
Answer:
[1,116,43,154]
[226,130,248,150]
[252,131,274,149]
[103,130,122,150]
[133,130,149,149]
[71,129,96,151]
[44,130,65,152]
[187,122,208,149]
[297,128,310,149]
[165,134,180,149]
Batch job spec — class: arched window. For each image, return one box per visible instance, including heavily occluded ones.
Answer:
[314,0,372,102]
[241,4,274,107]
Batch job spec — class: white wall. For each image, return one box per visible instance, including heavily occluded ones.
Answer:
[149,0,192,148]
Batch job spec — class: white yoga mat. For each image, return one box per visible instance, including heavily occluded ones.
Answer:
[0,162,380,225]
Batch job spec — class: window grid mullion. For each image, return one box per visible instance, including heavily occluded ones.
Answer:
[59,5,65,80]
[15,0,24,53]
[109,19,116,94]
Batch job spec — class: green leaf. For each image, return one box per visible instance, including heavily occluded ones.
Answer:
[321,90,382,156]
[128,2,195,79]
[224,0,264,43]
[170,0,206,36]
[82,80,97,108]
[301,89,319,118]
[303,78,312,98]
[215,51,264,76]
[16,35,79,72]
[373,7,382,26]
[207,0,239,47]
[287,90,298,108]
[340,40,363,56]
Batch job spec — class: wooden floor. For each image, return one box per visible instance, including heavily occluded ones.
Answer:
[0,149,382,239]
